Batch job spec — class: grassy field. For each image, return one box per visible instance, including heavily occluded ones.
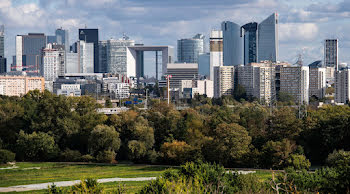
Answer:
[0,162,276,193]
[0,162,170,187]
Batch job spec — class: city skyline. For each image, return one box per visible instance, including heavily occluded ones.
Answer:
[0,0,349,76]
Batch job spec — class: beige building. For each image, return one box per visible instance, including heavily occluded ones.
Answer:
[0,75,45,96]
[237,63,276,104]
[280,65,309,104]
[214,66,235,98]
[335,69,350,104]
[309,66,326,99]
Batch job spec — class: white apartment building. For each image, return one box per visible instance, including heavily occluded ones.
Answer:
[335,69,350,104]
[214,66,234,98]
[237,63,276,104]
[180,79,214,98]
[43,44,65,91]
[209,30,223,80]
[0,75,44,96]
[280,65,309,104]
[309,66,326,99]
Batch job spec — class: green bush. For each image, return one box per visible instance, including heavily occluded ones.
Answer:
[69,178,104,193]
[60,149,82,162]
[81,154,95,162]
[96,150,116,163]
[286,154,311,170]
[0,149,15,163]
[326,150,350,168]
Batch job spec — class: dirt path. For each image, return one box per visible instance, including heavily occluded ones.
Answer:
[0,177,156,192]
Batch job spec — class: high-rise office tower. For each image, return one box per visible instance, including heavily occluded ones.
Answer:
[0,25,6,73]
[213,66,235,98]
[0,25,4,58]
[324,39,338,71]
[15,33,46,73]
[221,21,243,66]
[258,13,278,62]
[198,53,210,78]
[56,28,69,52]
[177,34,204,63]
[209,30,223,80]
[99,38,135,74]
[77,40,94,73]
[335,68,350,103]
[241,22,258,64]
[79,29,99,73]
[66,52,79,73]
[309,62,326,100]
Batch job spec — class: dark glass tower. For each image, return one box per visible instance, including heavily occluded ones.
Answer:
[79,29,99,73]
[241,22,258,64]
[221,21,243,66]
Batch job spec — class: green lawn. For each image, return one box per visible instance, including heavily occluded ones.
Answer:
[0,162,169,187]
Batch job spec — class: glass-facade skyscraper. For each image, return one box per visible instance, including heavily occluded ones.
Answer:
[0,25,5,73]
[221,21,243,66]
[324,39,338,71]
[15,33,46,73]
[257,13,278,62]
[241,22,258,64]
[56,28,69,53]
[0,25,5,58]
[79,29,99,73]
[177,34,204,63]
[99,38,135,75]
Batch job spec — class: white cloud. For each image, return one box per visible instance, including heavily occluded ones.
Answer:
[279,23,319,42]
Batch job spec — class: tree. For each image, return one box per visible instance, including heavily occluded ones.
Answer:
[160,141,196,165]
[105,99,113,108]
[233,84,247,101]
[204,123,252,166]
[16,131,59,161]
[267,107,302,141]
[261,139,296,169]
[88,125,121,157]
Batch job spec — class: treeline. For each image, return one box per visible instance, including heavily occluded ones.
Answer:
[0,90,349,169]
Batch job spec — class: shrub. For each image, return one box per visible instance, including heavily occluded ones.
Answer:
[286,154,311,170]
[48,183,64,194]
[0,149,15,163]
[60,149,82,162]
[81,154,95,162]
[69,178,104,193]
[96,150,116,163]
[326,150,350,168]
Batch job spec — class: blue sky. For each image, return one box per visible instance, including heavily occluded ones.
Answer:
[1,0,350,76]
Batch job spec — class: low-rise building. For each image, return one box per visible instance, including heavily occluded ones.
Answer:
[0,75,44,96]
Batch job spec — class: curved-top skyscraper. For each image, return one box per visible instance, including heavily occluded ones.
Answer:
[257,13,278,62]
[241,22,258,64]
[221,21,243,66]
[177,34,204,63]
